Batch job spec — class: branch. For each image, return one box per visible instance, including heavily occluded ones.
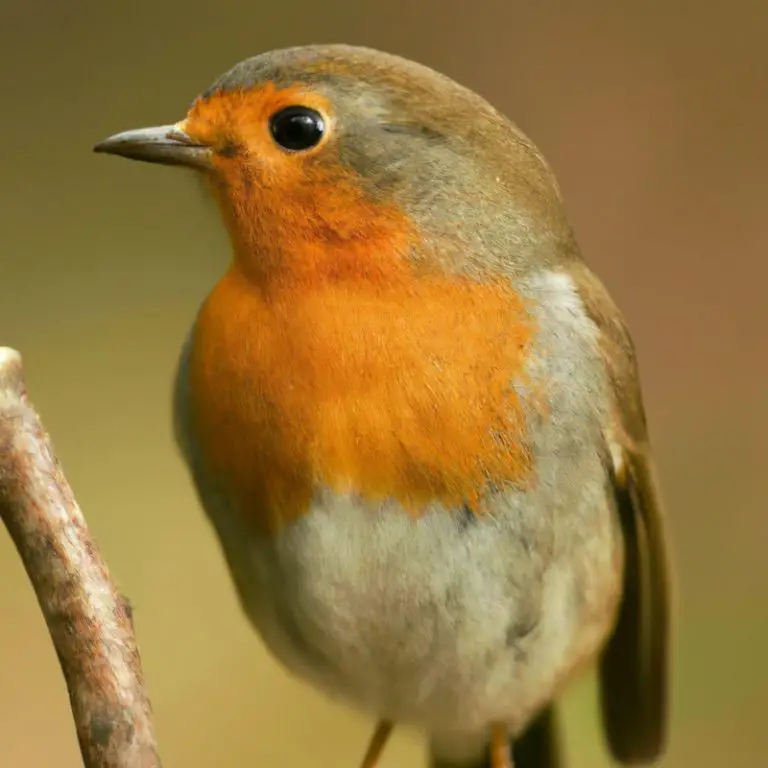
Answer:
[0,347,162,768]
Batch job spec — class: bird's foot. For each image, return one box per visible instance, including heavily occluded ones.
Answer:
[491,723,514,768]
[360,719,393,768]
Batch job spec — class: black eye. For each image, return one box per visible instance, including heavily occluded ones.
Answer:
[269,106,326,152]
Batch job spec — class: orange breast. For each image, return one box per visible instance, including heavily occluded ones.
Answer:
[187,267,537,534]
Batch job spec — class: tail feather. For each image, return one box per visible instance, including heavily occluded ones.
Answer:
[429,705,561,768]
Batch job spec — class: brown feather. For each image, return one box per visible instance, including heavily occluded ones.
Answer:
[601,443,671,763]
[569,261,672,763]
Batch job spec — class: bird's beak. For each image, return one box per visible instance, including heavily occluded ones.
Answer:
[93,123,212,169]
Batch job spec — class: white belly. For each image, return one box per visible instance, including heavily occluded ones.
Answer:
[206,484,621,739]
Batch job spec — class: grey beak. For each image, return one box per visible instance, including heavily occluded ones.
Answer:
[93,124,211,169]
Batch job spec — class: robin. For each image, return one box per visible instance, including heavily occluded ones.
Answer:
[94,44,671,768]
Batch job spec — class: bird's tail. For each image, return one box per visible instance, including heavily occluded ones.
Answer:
[428,705,561,768]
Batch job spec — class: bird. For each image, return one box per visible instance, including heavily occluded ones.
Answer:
[94,44,672,768]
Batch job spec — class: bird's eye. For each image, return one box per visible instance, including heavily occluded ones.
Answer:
[269,106,326,152]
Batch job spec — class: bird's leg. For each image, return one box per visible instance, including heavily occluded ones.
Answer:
[360,720,394,768]
[490,723,514,768]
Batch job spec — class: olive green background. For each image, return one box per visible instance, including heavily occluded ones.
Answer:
[1,2,766,766]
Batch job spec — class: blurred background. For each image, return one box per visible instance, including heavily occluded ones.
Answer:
[1,1,766,766]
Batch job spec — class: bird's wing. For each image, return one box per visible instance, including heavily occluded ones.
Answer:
[574,263,672,763]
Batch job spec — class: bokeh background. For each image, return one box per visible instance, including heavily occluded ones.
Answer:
[1,1,766,766]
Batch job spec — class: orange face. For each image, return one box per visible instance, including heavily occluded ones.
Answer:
[179,84,420,288]
[182,83,334,175]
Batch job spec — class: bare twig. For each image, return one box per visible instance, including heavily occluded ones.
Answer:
[0,347,161,768]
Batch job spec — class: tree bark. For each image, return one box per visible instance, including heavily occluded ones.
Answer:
[0,347,162,768]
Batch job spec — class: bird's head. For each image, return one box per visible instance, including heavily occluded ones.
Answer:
[95,44,573,286]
